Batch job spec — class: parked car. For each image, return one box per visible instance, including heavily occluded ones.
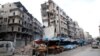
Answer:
[60,41,78,50]
[73,44,78,48]
[63,44,77,50]
[0,41,15,56]
[91,41,99,48]
[64,45,72,50]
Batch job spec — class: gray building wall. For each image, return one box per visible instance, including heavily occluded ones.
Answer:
[0,2,43,47]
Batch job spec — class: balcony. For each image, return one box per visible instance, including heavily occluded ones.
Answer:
[8,22,22,26]
[8,18,22,27]
[0,30,7,33]
[22,31,29,34]
[34,29,40,34]
[9,11,22,19]
[42,16,48,20]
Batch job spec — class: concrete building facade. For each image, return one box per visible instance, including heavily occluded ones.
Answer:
[41,0,91,39]
[73,21,80,39]
[0,2,43,47]
[41,0,69,38]
[33,18,43,40]
[67,19,83,39]
[84,32,93,43]
[78,28,85,39]
[67,18,75,38]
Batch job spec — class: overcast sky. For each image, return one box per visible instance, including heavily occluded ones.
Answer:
[0,0,100,38]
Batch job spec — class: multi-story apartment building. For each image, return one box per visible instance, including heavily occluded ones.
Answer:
[78,28,85,39]
[41,0,69,38]
[73,21,80,39]
[33,18,43,40]
[0,2,43,47]
[67,18,75,38]
[84,32,93,43]
[67,18,84,39]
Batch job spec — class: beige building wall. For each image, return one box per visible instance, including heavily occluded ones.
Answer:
[41,0,68,37]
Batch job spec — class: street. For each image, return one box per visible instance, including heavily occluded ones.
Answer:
[0,0,100,56]
[48,45,100,56]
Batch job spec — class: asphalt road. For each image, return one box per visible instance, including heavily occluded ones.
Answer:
[48,45,100,56]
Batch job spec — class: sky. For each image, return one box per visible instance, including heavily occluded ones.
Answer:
[0,0,100,38]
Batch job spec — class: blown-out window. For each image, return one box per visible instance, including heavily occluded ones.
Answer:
[12,19,14,23]
[4,18,7,22]
[18,27,20,31]
[12,27,14,31]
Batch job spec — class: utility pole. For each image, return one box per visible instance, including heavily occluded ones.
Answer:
[99,26,100,37]
[14,33,16,47]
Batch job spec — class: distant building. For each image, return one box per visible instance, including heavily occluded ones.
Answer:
[32,18,43,40]
[79,28,85,39]
[67,20,84,39]
[73,21,80,39]
[84,32,93,43]
[67,18,75,38]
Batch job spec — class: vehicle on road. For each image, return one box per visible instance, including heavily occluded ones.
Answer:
[63,44,77,50]
[91,41,100,48]
[60,41,78,50]
[0,41,15,56]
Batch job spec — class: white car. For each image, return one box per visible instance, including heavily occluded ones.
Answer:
[0,41,15,56]
[91,41,99,48]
